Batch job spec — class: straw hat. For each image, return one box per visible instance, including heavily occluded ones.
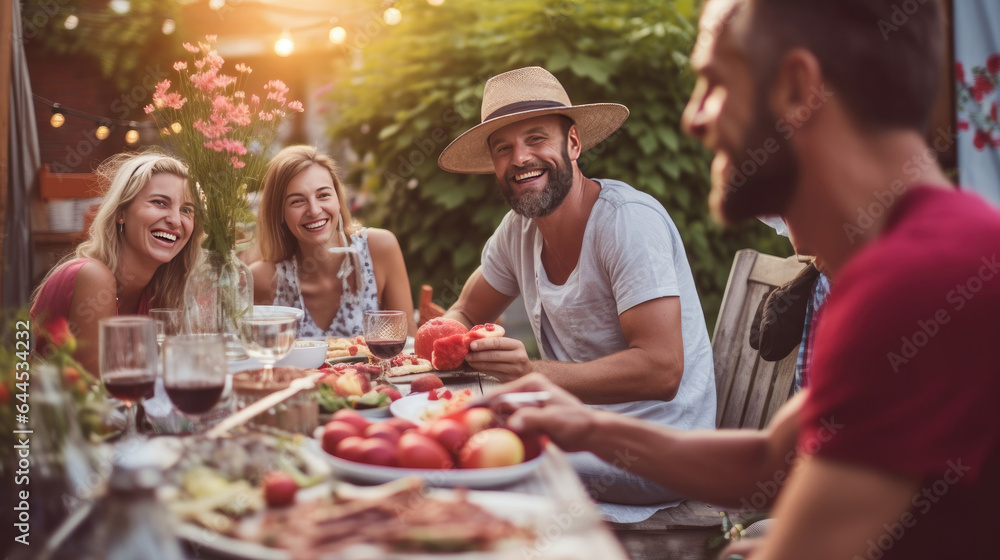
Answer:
[437,67,629,174]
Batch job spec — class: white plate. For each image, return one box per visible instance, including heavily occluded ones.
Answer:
[306,437,544,489]
[324,354,369,365]
[177,485,578,560]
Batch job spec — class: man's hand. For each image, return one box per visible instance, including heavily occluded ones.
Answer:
[480,374,599,452]
[465,336,534,381]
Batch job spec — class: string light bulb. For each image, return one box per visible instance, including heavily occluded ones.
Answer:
[427,0,445,5]
[95,123,111,140]
[383,7,402,25]
[64,14,79,30]
[108,0,131,15]
[50,105,66,128]
[274,32,294,57]
[208,0,226,11]
[170,122,183,134]
[329,26,346,44]
[125,123,140,145]
[161,19,175,35]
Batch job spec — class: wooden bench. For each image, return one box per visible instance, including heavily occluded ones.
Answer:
[610,249,806,560]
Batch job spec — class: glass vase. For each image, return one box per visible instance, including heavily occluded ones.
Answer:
[182,249,253,361]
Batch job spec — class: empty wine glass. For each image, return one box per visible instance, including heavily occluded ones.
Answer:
[99,316,158,439]
[163,334,228,426]
[149,308,182,350]
[238,311,298,383]
[363,310,408,381]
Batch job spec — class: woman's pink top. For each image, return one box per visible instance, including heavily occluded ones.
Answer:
[30,258,151,325]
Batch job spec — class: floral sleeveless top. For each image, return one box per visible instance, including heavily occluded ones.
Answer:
[272,229,379,338]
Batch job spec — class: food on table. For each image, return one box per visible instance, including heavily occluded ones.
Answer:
[248,478,536,555]
[262,471,299,507]
[414,317,469,360]
[325,335,369,359]
[384,353,433,377]
[397,431,453,469]
[418,322,506,370]
[319,413,530,472]
[375,385,402,401]
[419,387,474,422]
[316,365,398,414]
[160,432,328,533]
[409,373,444,393]
[466,322,506,342]
[458,428,525,469]
[431,332,469,370]
[332,369,371,397]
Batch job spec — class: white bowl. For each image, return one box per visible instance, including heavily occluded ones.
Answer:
[276,339,329,369]
[252,305,305,321]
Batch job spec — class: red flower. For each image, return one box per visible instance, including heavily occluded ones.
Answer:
[958,121,970,131]
[988,54,1000,76]
[43,317,77,353]
[956,61,966,84]
[992,102,999,123]
[975,74,995,95]
[973,129,989,150]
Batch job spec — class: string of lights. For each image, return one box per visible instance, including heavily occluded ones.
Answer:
[25,0,446,56]
[33,93,156,144]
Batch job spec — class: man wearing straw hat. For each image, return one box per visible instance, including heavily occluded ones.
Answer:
[438,66,717,521]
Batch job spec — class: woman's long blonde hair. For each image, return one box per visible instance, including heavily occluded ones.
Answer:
[257,145,361,290]
[33,150,203,309]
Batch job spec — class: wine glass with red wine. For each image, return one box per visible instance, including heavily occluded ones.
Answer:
[162,334,228,426]
[363,310,408,381]
[99,316,158,439]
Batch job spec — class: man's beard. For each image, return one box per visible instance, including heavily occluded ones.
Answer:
[714,99,800,224]
[497,147,574,218]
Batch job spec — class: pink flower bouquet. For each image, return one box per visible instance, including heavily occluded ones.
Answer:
[144,35,304,253]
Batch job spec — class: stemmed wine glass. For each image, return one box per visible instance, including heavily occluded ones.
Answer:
[238,311,298,383]
[149,308,182,350]
[163,334,228,427]
[363,310,408,381]
[99,316,158,439]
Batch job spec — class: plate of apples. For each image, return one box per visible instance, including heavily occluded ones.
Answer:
[312,408,546,489]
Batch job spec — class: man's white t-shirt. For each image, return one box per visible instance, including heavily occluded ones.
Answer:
[480,179,716,430]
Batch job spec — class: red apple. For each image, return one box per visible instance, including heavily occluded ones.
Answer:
[397,432,453,469]
[409,374,444,393]
[425,418,470,456]
[334,370,372,398]
[330,409,370,432]
[334,436,367,462]
[458,428,525,469]
[375,385,403,401]
[459,407,496,435]
[322,420,361,454]
[359,438,398,467]
[364,423,401,444]
[262,471,298,507]
[384,418,418,433]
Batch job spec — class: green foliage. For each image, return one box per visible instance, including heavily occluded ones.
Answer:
[22,0,182,93]
[329,0,791,331]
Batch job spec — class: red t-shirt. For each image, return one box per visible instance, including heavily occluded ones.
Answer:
[800,186,1000,559]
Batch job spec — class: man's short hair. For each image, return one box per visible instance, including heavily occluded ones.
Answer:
[749,0,944,133]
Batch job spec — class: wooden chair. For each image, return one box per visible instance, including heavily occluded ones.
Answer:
[418,285,446,327]
[610,249,806,560]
